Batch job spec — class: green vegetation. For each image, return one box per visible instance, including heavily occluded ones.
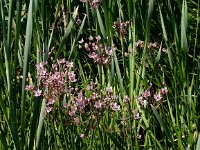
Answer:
[0,0,200,149]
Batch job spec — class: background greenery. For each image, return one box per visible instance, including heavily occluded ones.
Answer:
[0,0,200,149]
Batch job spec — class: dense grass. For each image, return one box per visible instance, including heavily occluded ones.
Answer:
[0,0,200,149]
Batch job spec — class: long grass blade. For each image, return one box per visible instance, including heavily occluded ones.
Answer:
[21,0,33,147]
[55,7,79,58]
[151,105,173,143]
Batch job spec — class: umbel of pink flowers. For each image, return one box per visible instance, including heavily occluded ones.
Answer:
[25,59,121,116]
[78,35,115,66]
[137,85,168,107]
[80,0,102,9]
[25,59,76,113]
[64,84,121,125]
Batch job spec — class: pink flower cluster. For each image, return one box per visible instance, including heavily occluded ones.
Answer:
[112,20,129,37]
[134,40,161,49]
[78,35,115,66]
[80,0,102,9]
[64,82,120,126]
[25,59,77,113]
[133,40,167,53]
[137,85,168,107]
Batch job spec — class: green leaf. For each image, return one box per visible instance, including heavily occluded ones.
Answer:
[55,7,79,58]
[21,0,33,147]
[151,105,173,143]
[96,8,106,39]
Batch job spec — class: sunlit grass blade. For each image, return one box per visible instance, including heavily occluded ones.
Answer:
[196,133,200,150]
[181,0,188,54]
[96,8,106,39]
[154,43,162,65]
[128,25,135,100]
[113,51,124,97]
[36,99,46,148]
[180,0,188,83]
[158,5,173,69]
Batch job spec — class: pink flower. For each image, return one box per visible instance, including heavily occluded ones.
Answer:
[90,0,102,9]
[69,105,77,116]
[66,61,73,68]
[68,71,77,82]
[25,85,34,91]
[69,111,75,116]
[102,58,109,65]
[91,93,98,99]
[92,44,98,51]
[143,90,151,98]
[111,95,118,100]
[87,84,93,91]
[96,35,101,41]
[137,134,142,140]
[63,103,69,108]
[78,38,84,43]
[88,36,94,41]
[74,117,80,125]
[84,43,89,50]
[88,52,99,62]
[46,106,53,113]
[154,93,162,101]
[59,58,66,64]
[34,89,42,97]
[80,134,85,139]
[106,49,113,56]
[39,69,47,76]
[162,48,167,53]
[78,44,83,49]
[46,97,56,105]
[110,102,120,111]
[136,96,143,101]
[124,95,130,102]
[94,101,102,109]
[36,61,47,71]
[106,87,112,93]
[133,111,140,120]
[75,99,85,109]
[160,87,168,95]
[52,63,58,71]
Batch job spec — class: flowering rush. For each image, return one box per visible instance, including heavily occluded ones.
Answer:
[63,82,121,127]
[137,85,168,107]
[25,59,77,114]
[80,0,102,9]
[78,35,115,66]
